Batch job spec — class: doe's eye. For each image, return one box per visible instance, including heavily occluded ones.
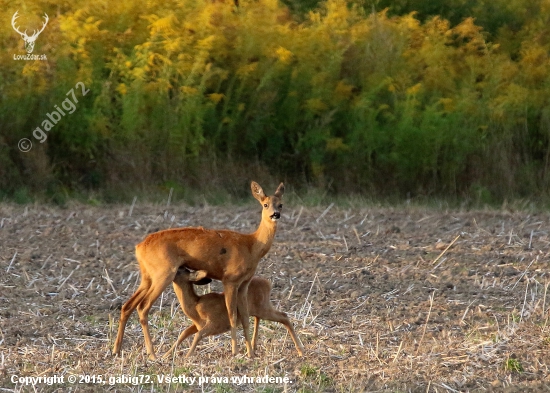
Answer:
[263,203,268,208]
[278,204,283,209]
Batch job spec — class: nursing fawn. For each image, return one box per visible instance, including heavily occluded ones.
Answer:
[113,181,284,360]
[163,269,304,358]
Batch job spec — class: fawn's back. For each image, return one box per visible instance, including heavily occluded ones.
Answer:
[177,276,274,326]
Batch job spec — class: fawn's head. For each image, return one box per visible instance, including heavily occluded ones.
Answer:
[175,268,211,285]
[251,181,285,222]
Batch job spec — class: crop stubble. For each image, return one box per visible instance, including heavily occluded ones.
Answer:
[1,203,550,392]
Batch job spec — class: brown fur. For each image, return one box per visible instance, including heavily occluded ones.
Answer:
[113,181,284,360]
[163,271,304,358]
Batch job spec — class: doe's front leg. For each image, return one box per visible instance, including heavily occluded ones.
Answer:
[223,283,240,356]
[237,279,254,357]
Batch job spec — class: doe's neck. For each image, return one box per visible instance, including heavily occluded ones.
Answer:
[252,217,278,256]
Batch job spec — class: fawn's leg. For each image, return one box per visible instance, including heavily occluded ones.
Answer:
[269,311,305,357]
[185,322,221,357]
[162,325,198,359]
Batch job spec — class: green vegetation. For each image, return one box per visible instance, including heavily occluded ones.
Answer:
[299,364,332,389]
[504,357,524,373]
[300,364,319,378]
[1,0,550,202]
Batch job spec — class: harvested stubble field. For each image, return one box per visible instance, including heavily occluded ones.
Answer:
[1,201,550,392]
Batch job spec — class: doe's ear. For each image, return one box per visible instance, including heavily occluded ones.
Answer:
[189,270,209,282]
[251,181,266,202]
[274,182,285,198]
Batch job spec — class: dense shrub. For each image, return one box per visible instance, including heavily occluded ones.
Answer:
[1,0,550,200]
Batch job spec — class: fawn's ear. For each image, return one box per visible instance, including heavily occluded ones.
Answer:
[274,182,285,198]
[193,277,212,286]
[189,270,209,282]
[251,181,266,202]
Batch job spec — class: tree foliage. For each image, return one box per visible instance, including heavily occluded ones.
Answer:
[1,0,550,200]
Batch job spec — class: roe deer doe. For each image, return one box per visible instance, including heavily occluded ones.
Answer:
[113,181,284,359]
[163,269,304,358]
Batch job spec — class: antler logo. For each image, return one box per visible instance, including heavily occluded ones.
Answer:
[11,11,49,54]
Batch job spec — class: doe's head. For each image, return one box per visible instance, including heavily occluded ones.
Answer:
[251,181,285,222]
